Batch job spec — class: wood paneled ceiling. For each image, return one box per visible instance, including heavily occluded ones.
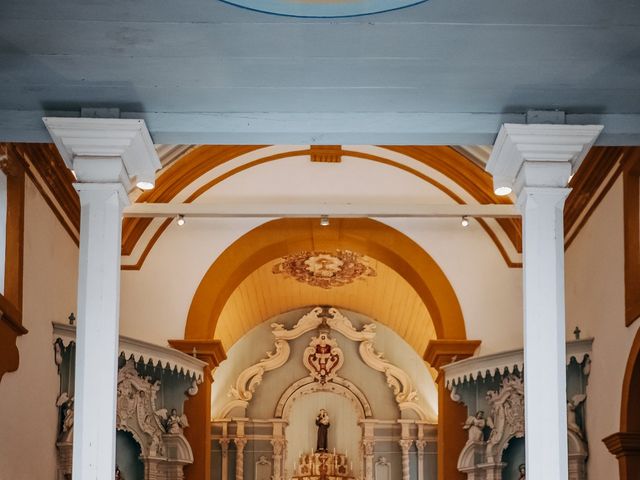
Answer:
[214,255,437,355]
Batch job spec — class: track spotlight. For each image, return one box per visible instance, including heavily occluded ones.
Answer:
[176,214,185,226]
[461,216,469,227]
[493,176,513,196]
[320,215,330,227]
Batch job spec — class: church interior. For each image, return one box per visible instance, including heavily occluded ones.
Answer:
[1,1,640,480]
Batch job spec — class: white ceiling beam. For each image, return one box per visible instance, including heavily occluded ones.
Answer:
[123,202,519,218]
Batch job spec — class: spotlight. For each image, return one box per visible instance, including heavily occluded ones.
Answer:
[320,215,330,227]
[135,172,156,191]
[461,216,469,227]
[176,214,185,226]
[493,176,513,196]
[494,185,512,196]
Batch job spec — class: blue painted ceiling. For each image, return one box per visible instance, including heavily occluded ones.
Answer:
[1,0,640,144]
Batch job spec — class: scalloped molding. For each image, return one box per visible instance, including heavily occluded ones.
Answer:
[53,322,207,383]
[442,338,593,388]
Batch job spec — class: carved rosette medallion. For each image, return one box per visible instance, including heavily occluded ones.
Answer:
[272,250,376,289]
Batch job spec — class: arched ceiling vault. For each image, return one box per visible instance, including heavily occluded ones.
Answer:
[215,257,436,355]
[120,145,522,270]
[184,217,467,357]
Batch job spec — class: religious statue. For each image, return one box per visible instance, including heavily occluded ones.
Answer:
[115,465,124,480]
[567,394,587,439]
[316,409,330,452]
[56,392,74,443]
[165,408,189,434]
[463,410,486,444]
[518,463,525,480]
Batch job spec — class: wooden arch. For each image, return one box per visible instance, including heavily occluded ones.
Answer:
[184,217,466,343]
[603,326,640,479]
[122,145,521,270]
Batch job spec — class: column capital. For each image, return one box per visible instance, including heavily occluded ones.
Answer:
[43,117,160,191]
[168,338,227,375]
[603,432,640,457]
[423,339,481,371]
[486,123,603,197]
[399,439,413,453]
[234,437,248,450]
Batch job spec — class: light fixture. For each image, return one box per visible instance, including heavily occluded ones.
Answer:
[461,216,469,227]
[494,186,512,196]
[320,215,330,227]
[176,214,185,226]
[135,172,156,191]
[493,176,513,196]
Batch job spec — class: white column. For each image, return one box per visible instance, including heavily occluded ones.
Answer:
[44,117,160,480]
[234,437,247,480]
[271,438,285,480]
[74,181,128,479]
[220,438,230,480]
[486,124,602,480]
[399,439,412,480]
[362,438,374,480]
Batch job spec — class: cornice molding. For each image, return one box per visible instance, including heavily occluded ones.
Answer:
[423,339,481,371]
[487,123,603,197]
[603,432,640,457]
[167,338,227,373]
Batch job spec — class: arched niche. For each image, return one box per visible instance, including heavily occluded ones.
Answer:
[286,391,363,475]
[185,218,466,348]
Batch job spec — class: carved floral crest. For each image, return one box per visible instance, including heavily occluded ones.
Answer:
[272,250,376,289]
[303,326,344,384]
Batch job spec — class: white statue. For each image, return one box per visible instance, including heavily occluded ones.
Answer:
[165,408,189,434]
[56,392,74,443]
[567,394,587,439]
[463,411,486,444]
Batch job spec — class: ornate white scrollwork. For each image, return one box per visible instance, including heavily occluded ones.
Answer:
[271,307,324,341]
[358,341,418,405]
[221,306,429,421]
[325,308,377,342]
[485,374,525,463]
[230,339,291,402]
[116,359,166,457]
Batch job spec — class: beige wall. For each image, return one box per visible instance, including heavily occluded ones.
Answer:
[565,176,640,478]
[0,179,78,480]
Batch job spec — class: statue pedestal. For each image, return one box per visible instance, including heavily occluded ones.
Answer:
[292,452,356,480]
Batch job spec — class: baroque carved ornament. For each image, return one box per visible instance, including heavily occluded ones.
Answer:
[220,307,428,420]
[272,250,376,289]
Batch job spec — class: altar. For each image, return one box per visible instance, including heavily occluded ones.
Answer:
[292,452,356,480]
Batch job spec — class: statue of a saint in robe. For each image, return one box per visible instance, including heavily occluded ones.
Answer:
[315,409,330,452]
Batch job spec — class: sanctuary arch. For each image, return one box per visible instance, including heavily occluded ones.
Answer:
[179,217,479,480]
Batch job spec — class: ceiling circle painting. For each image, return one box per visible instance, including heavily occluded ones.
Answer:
[219,0,429,17]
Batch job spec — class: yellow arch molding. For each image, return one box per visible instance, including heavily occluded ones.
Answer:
[185,218,466,343]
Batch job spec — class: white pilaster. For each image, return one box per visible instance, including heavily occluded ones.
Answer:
[44,117,160,480]
[486,123,602,480]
